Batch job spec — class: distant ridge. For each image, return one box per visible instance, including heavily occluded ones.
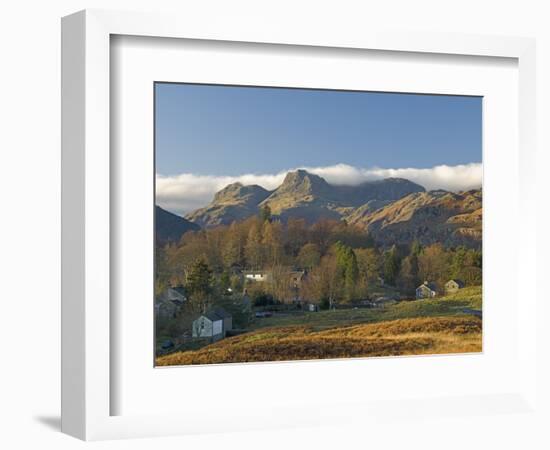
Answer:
[155,205,200,244]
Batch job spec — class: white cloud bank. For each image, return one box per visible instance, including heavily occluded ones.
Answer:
[156,163,482,216]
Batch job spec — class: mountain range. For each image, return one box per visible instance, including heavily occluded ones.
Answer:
[187,169,425,226]
[158,169,482,247]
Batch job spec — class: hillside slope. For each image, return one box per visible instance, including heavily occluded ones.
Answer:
[346,189,482,247]
[155,205,200,244]
[156,315,481,365]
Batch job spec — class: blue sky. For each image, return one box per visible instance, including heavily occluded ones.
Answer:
[155,83,481,176]
[154,83,482,215]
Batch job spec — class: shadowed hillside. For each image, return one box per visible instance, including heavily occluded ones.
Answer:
[155,206,200,244]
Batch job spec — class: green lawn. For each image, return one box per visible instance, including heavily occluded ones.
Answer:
[249,286,482,332]
[379,286,481,320]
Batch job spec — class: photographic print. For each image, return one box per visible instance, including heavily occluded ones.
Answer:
[154,83,482,366]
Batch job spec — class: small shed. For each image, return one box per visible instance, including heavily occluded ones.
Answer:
[192,307,233,341]
[416,282,437,299]
[445,279,465,293]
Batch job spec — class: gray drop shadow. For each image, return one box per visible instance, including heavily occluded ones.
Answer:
[34,415,61,431]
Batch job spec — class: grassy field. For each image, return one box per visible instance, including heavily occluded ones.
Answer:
[156,315,482,365]
[156,286,482,365]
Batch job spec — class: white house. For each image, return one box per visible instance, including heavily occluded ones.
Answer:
[243,271,270,282]
[192,307,233,341]
[445,279,465,293]
[416,281,437,299]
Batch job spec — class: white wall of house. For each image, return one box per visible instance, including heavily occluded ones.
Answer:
[445,281,461,293]
[245,273,267,281]
[416,287,436,299]
[192,317,213,338]
[192,316,224,338]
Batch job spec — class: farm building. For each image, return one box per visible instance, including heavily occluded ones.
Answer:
[192,307,233,341]
[155,286,188,320]
[416,282,437,299]
[445,279,465,293]
[155,299,179,320]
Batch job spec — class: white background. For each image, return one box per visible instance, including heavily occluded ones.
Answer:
[1,1,548,449]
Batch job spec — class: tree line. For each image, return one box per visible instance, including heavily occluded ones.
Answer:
[156,211,482,307]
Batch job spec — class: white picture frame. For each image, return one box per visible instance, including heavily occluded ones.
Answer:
[61,9,538,441]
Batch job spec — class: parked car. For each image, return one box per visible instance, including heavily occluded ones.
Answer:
[161,339,174,350]
[255,311,273,318]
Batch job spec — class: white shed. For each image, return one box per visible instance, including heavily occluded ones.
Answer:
[192,308,232,341]
[445,279,465,293]
[416,282,437,299]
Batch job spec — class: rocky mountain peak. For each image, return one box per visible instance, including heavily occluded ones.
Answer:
[213,182,270,204]
[279,170,330,194]
[184,169,476,238]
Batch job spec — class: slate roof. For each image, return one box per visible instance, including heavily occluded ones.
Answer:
[202,307,232,322]
[170,286,187,296]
